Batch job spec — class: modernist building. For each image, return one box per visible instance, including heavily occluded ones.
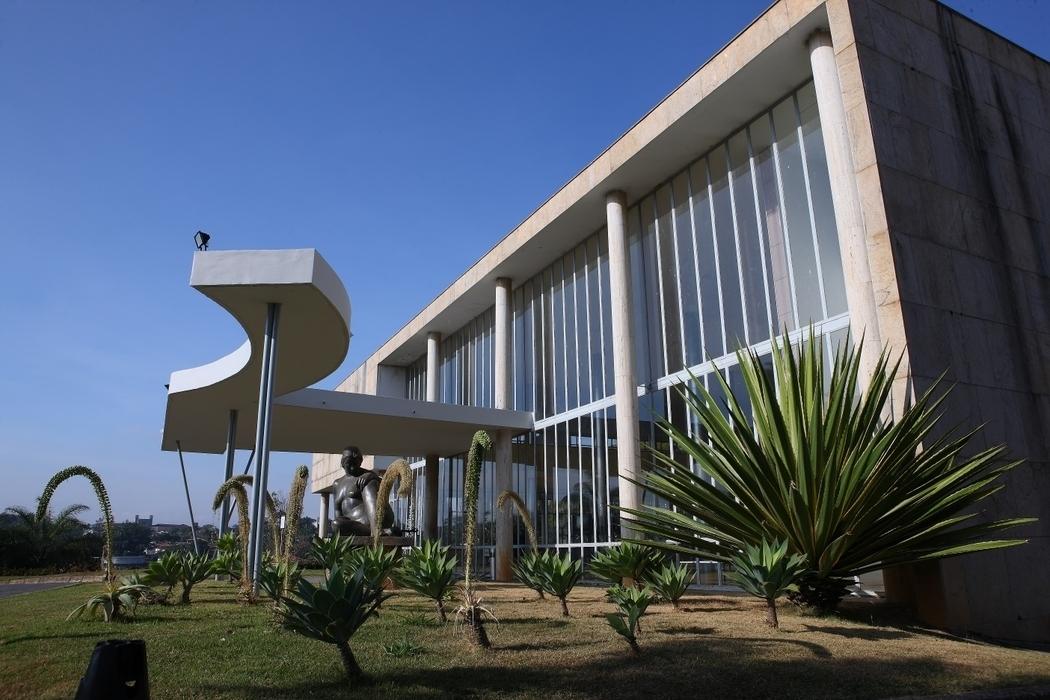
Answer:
[311,0,1050,643]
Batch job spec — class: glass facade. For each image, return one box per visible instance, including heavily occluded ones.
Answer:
[391,82,851,574]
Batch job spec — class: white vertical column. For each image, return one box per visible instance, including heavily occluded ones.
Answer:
[494,277,514,582]
[423,331,441,541]
[318,492,329,538]
[219,409,238,537]
[605,191,642,536]
[808,30,883,375]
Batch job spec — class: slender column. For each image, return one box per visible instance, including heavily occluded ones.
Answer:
[175,440,200,555]
[318,492,329,538]
[422,331,441,541]
[606,191,641,536]
[219,409,238,537]
[248,302,280,590]
[493,278,514,582]
[808,30,883,376]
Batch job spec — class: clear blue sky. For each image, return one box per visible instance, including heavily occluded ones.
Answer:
[1,1,1047,525]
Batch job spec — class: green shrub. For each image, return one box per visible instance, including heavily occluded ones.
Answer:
[281,564,388,684]
[345,544,399,603]
[623,331,1034,612]
[259,560,302,605]
[727,539,807,629]
[142,551,182,601]
[536,551,582,617]
[178,552,214,604]
[310,534,355,572]
[605,585,654,654]
[588,542,663,587]
[512,550,547,600]
[383,636,426,658]
[395,540,457,622]
[649,562,691,611]
[68,581,150,622]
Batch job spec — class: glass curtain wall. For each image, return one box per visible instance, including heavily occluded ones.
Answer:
[401,81,851,573]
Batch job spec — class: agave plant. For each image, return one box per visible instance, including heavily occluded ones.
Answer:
[345,544,399,602]
[280,564,388,683]
[497,489,538,553]
[68,581,150,622]
[512,551,547,600]
[727,538,807,629]
[177,552,214,604]
[259,560,302,607]
[311,534,356,573]
[396,540,458,622]
[454,430,496,648]
[211,532,242,582]
[372,459,415,545]
[535,551,582,617]
[36,466,114,582]
[622,332,1034,611]
[604,584,654,654]
[588,542,663,588]
[143,551,182,601]
[649,561,691,611]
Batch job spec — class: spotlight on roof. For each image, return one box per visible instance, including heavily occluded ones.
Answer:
[194,231,211,251]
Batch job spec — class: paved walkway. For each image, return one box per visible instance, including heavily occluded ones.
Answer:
[0,582,74,599]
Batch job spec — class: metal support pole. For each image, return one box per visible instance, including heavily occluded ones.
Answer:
[175,440,200,555]
[219,409,238,537]
[248,302,281,590]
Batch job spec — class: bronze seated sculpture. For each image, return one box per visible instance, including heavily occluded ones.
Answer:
[332,446,402,538]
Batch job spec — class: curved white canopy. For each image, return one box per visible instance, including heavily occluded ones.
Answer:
[162,249,532,457]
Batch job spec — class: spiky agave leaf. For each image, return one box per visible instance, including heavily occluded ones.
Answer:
[37,466,114,585]
[497,489,537,554]
[372,459,414,545]
[534,551,582,616]
[588,542,663,587]
[395,540,458,621]
[621,331,1034,609]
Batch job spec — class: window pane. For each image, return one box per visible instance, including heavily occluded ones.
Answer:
[751,111,795,333]
[689,159,724,358]
[711,149,746,351]
[729,129,771,344]
[656,183,683,373]
[773,95,823,326]
[672,172,702,367]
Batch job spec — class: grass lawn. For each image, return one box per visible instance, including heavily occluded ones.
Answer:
[1,581,1048,699]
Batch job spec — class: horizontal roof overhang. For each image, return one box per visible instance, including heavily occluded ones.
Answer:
[163,248,533,458]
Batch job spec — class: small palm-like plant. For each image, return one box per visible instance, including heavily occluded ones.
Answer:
[727,539,808,629]
[36,466,115,581]
[372,459,415,545]
[4,503,90,569]
[280,565,388,683]
[536,551,582,617]
[259,560,302,606]
[211,532,242,582]
[311,534,355,573]
[143,551,182,601]
[178,552,214,604]
[588,542,663,588]
[454,430,496,648]
[605,585,654,654]
[649,562,691,611]
[623,332,1034,611]
[512,551,547,600]
[345,544,399,600]
[396,540,458,622]
[68,581,150,622]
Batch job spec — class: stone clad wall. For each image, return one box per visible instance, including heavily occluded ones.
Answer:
[846,0,1050,642]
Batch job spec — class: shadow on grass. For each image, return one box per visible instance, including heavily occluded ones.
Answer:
[2,631,102,646]
[194,635,964,700]
[802,624,910,641]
